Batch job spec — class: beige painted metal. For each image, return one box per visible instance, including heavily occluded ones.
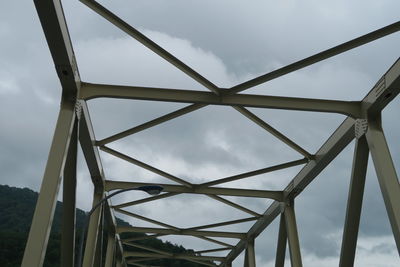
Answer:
[105,234,116,267]
[233,106,311,158]
[123,242,173,256]
[284,202,302,267]
[339,136,369,266]
[206,195,262,217]
[79,0,220,95]
[61,120,78,267]
[80,82,362,117]
[83,192,104,267]
[229,21,400,93]
[101,146,192,187]
[97,103,205,145]
[201,159,308,187]
[117,226,246,239]
[366,118,400,253]
[114,192,179,208]
[246,239,256,267]
[22,101,76,267]
[275,214,287,267]
[124,252,225,262]
[105,181,284,200]
[196,247,232,254]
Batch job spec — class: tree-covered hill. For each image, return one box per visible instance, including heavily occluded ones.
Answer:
[0,184,209,267]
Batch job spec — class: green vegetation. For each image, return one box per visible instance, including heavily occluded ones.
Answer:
[0,184,209,266]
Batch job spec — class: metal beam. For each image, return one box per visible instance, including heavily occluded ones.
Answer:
[123,234,165,243]
[196,247,232,254]
[246,239,256,267]
[105,234,116,267]
[79,0,220,95]
[105,181,284,201]
[116,208,238,249]
[339,135,369,267]
[114,192,179,208]
[244,247,249,267]
[207,195,261,217]
[222,117,356,265]
[284,202,302,267]
[234,107,312,158]
[93,206,105,267]
[122,232,234,249]
[100,146,192,188]
[79,101,128,266]
[201,158,308,187]
[33,0,80,100]
[229,21,400,94]
[196,236,235,248]
[83,192,104,267]
[79,101,105,189]
[124,251,224,261]
[80,82,361,117]
[190,217,258,231]
[97,104,205,145]
[61,119,78,267]
[21,101,76,267]
[117,226,246,239]
[275,214,287,267]
[123,242,173,256]
[362,58,400,116]
[115,209,180,230]
[366,118,400,253]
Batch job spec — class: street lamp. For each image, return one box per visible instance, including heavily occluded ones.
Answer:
[76,185,164,267]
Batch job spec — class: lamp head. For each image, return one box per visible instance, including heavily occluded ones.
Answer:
[136,185,164,195]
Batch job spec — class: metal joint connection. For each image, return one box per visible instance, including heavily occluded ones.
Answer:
[75,101,82,120]
[355,119,368,139]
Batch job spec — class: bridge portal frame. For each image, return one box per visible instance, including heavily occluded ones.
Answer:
[21,0,400,266]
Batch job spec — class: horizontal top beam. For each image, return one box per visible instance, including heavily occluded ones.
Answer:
[80,82,361,117]
[124,251,224,261]
[118,226,246,239]
[105,180,284,201]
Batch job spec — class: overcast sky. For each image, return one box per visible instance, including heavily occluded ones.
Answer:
[1,0,400,266]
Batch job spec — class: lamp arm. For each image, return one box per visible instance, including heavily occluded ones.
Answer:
[76,187,144,267]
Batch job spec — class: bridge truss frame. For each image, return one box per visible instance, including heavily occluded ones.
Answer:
[21,0,400,266]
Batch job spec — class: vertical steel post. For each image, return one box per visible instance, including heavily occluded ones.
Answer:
[21,101,76,267]
[243,247,249,267]
[284,201,302,267]
[247,238,256,267]
[275,214,287,267]
[105,234,116,267]
[366,117,400,253]
[339,133,369,267]
[61,119,78,267]
[94,207,105,267]
[83,191,104,267]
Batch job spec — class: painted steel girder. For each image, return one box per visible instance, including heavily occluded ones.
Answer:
[80,82,362,117]
[105,181,284,201]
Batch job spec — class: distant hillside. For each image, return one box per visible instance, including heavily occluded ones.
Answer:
[0,184,208,267]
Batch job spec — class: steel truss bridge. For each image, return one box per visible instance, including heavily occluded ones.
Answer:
[22,0,400,266]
